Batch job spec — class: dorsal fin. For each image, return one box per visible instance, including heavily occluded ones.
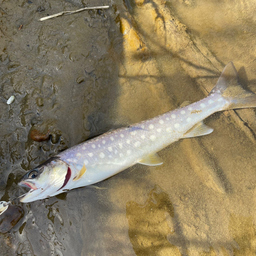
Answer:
[179,101,191,108]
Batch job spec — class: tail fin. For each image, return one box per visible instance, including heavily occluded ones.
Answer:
[210,62,256,110]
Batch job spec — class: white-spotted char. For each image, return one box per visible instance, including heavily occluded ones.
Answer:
[19,62,256,202]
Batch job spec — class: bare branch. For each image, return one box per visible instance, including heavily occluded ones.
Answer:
[39,5,110,21]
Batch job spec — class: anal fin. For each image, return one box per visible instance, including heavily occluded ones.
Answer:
[138,153,163,166]
[183,121,213,138]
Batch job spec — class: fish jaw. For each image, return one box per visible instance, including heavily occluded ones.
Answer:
[18,179,50,203]
[19,187,44,203]
[18,179,42,202]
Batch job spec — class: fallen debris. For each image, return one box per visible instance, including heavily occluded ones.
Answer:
[39,5,110,21]
[6,95,15,105]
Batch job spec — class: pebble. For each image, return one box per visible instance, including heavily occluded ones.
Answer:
[76,76,85,84]
[0,204,24,233]
[6,96,15,105]
[30,129,50,142]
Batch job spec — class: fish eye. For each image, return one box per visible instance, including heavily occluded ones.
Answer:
[28,170,38,179]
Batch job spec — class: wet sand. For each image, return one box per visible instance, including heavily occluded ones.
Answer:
[1,0,256,255]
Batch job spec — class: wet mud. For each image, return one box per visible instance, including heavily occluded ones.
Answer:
[1,0,256,255]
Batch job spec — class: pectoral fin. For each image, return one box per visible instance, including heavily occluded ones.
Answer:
[183,121,213,138]
[73,164,87,181]
[138,153,163,166]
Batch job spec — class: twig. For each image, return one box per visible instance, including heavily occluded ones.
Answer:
[39,5,110,21]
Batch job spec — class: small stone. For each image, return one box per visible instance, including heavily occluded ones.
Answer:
[6,96,15,105]
[76,76,85,84]
[51,133,60,144]
[30,128,50,142]
[0,204,24,233]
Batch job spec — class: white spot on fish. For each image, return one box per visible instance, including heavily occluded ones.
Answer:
[159,120,164,124]
[150,135,156,141]
[119,143,123,149]
[141,125,145,129]
[218,98,223,102]
[84,160,88,165]
[134,141,140,147]
[188,107,193,111]
[115,150,118,154]
[208,99,214,104]
[110,137,114,141]
[98,144,101,148]
[127,150,131,155]
[200,103,206,108]
[102,140,106,144]
[99,152,105,158]
[166,117,169,120]
[157,128,161,133]
[174,123,180,128]
[131,131,137,135]
[108,147,113,152]
[67,158,72,162]
[82,146,86,150]
[211,94,215,97]
[171,114,176,119]
[166,128,172,132]
[186,117,192,122]
[141,135,145,139]
[88,153,93,157]
[149,124,154,129]
[92,144,96,149]
[181,110,185,114]
[120,134,124,138]
[126,139,130,144]
[76,153,81,157]
[73,159,78,163]
[119,153,124,157]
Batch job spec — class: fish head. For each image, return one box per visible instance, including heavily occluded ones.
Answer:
[19,157,71,203]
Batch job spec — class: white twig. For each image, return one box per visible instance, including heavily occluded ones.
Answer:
[40,5,110,21]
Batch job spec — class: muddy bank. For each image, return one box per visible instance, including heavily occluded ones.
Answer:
[1,0,256,255]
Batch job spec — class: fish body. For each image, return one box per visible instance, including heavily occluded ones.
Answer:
[19,62,256,202]
[58,93,222,187]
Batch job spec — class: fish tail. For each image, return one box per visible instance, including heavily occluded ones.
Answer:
[210,62,256,110]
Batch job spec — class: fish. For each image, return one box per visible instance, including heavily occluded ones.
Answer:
[19,62,256,203]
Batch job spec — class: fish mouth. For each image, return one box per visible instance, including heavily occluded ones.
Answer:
[19,180,38,190]
[18,181,42,203]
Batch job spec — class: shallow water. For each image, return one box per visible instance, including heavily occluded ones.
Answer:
[1,0,256,255]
